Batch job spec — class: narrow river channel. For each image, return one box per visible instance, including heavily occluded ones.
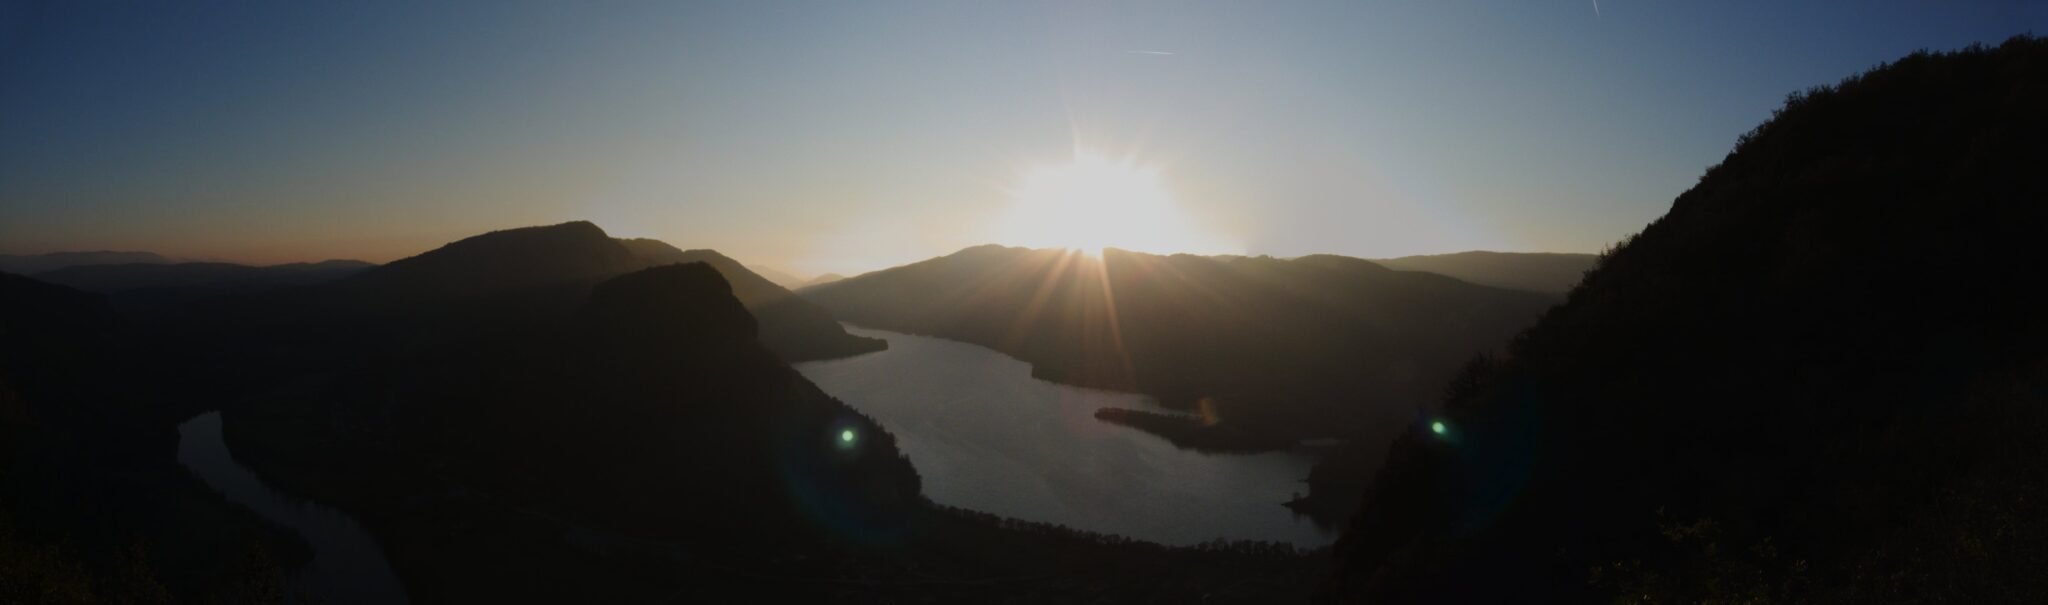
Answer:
[176,412,409,604]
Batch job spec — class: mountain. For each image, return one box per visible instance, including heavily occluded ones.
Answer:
[743,263,808,289]
[801,272,846,288]
[618,239,885,361]
[1325,37,2048,603]
[1373,251,1596,295]
[206,222,876,362]
[0,250,168,275]
[801,246,1556,456]
[335,221,642,303]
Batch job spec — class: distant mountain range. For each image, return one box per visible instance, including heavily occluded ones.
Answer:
[801,246,1556,457]
[801,272,845,288]
[1373,251,1596,295]
[1325,36,2048,602]
[32,260,374,314]
[0,250,168,274]
[36,260,374,293]
[744,263,809,289]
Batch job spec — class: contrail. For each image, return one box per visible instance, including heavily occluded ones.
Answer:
[1592,0,1600,18]
[1130,50,1175,56]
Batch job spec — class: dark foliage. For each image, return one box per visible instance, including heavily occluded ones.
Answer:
[1325,36,2048,603]
[0,272,306,603]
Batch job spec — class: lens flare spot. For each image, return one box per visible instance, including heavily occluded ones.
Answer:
[1431,420,1448,436]
[840,429,857,444]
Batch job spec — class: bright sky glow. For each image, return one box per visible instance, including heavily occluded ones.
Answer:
[0,3,2037,271]
[989,152,1239,256]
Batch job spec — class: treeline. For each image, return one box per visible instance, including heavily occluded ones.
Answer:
[1325,35,2048,603]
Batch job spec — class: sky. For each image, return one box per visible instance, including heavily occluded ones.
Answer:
[2,1,2041,275]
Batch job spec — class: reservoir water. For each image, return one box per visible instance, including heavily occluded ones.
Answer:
[176,412,409,604]
[797,326,1337,548]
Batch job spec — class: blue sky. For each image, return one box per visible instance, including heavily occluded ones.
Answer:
[2,1,2040,273]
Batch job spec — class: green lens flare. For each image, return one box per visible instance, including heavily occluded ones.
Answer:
[1430,421,1447,436]
[840,429,856,443]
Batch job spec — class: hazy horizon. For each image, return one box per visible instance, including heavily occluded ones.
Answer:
[4,2,2040,274]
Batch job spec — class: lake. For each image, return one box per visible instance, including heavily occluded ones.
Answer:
[797,325,1337,547]
[176,412,409,604]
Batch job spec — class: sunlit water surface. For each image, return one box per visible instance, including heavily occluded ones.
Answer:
[797,326,1336,547]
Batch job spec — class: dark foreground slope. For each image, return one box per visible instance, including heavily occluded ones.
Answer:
[0,273,306,602]
[1372,252,1596,295]
[805,247,1554,453]
[217,262,925,601]
[619,238,885,361]
[1326,38,2048,603]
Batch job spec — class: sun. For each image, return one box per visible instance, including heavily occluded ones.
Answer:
[992,151,1238,256]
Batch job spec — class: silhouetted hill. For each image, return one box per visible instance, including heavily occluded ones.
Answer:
[1373,251,1596,295]
[802,246,1555,457]
[0,250,168,275]
[183,223,877,363]
[1325,37,2048,603]
[617,238,885,361]
[336,221,641,303]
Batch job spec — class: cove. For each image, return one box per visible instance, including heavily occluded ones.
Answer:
[797,326,1336,547]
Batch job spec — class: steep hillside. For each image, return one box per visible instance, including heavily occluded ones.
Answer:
[1326,37,2048,603]
[618,239,885,361]
[803,246,1554,452]
[1373,251,1596,295]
